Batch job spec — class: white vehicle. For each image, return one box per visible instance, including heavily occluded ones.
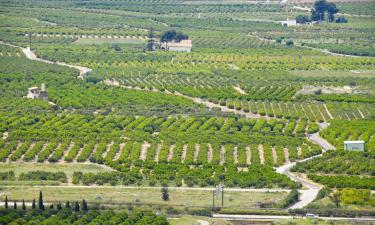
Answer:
[306,213,319,218]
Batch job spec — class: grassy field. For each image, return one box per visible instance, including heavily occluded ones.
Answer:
[0,186,288,209]
[0,162,113,177]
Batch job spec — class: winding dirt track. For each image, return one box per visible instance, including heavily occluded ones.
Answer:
[0,41,92,78]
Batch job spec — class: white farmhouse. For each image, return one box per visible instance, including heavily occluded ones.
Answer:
[26,84,48,101]
[281,18,297,27]
[160,40,192,52]
[344,140,365,151]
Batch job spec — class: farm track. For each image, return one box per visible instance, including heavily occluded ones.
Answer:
[104,79,275,120]
[0,41,92,78]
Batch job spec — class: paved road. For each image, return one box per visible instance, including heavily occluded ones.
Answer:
[275,158,322,209]
[308,132,335,151]
[213,214,375,222]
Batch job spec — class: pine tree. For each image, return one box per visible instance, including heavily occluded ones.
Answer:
[4,196,8,208]
[13,201,17,210]
[74,202,80,212]
[147,28,155,51]
[22,200,26,210]
[57,202,62,210]
[38,191,45,210]
[32,199,36,209]
[82,199,88,211]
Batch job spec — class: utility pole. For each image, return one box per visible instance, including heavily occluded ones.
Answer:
[221,185,224,207]
[29,33,32,50]
[212,190,215,209]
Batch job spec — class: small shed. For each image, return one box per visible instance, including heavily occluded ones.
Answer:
[159,40,192,52]
[344,140,365,151]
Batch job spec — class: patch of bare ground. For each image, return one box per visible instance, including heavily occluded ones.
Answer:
[246,146,251,165]
[47,143,61,161]
[284,148,290,163]
[233,146,238,164]
[220,145,226,165]
[323,103,334,119]
[297,147,302,158]
[35,142,49,163]
[193,144,200,162]
[102,141,114,159]
[272,146,277,164]
[300,104,309,118]
[258,144,265,165]
[2,131,8,140]
[140,142,150,161]
[316,106,327,122]
[114,143,125,161]
[233,85,246,94]
[6,142,23,163]
[154,143,162,162]
[181,144,188,162]
[307,105,317,121]
[19,142,35,162]
[61,142,74,162]
[74,145,85,163]
[207,144,213,163]
[167,144,175,162]
[357,108,365,118]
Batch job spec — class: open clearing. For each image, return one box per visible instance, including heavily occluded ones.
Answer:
[0,186,288,209]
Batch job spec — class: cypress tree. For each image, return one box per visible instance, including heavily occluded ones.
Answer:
[57,202,62,210]
[66,201,70,209]
[82,199,88,211]
[38,191,45,210]
[4,196,8,208]
[32,199,36,209]
[74,202,80,212]
[161,187,169,201]
[22,200,26,210]
[13,201,17,210]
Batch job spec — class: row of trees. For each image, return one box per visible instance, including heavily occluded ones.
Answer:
[3,191,88,212]
[71,163,300,189]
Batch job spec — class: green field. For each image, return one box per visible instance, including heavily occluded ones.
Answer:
[0,185,288,209]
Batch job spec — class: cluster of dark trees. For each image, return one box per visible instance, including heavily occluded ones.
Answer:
[19,171,67,183]
[296,0,347,24]
[3,191,88,212]
[160,30,189,43]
